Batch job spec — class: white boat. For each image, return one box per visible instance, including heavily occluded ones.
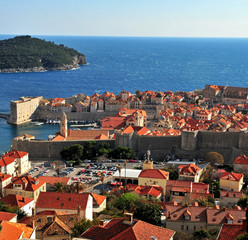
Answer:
[35,122,44,126]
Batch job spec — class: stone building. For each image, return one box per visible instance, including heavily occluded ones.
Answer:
[8,96,43,125]
[4,175,46,203]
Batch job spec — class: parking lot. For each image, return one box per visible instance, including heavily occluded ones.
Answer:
[27,159,166,192]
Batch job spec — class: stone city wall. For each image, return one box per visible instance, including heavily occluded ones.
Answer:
[11,139,115,161]
[34,110,118,121]
[11,130,248,163]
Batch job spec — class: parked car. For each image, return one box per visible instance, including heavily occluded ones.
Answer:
[129,159,135,163]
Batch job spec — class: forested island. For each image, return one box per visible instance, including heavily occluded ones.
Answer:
[0,35,87,73]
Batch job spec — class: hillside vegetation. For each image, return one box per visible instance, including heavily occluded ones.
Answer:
[0,35,86,72]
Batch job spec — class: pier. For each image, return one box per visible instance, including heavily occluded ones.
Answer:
[0,113,10,120]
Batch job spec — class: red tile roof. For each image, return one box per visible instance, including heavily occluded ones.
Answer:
[218,223,246,240]
[3,150,28,159]
[207,208,245,225]
[0,211,17,222]
[38,176,70,186]
[52,134,65,141]
[179,164,200,176]
[36,192,90,210]
[136,127,150,135]
[1,194,34,208]
[91,193,106,206]
[0,174,11,182]
[138,169,169,179]
[234,155,248,165]
[0,157,15,167]
[220,172,243,181]
[220,191,243,198]
[95,134,109,140]
[121,126,134,134]
[0,221,23,240]
[67,129,109,140]
[81,217,175,240]
[4,175,45,192]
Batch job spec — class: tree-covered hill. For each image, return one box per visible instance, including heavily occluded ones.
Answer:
[0,35,86,72]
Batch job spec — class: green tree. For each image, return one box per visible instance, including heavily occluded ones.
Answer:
[174,231,192,240]
[238,197,248,209]
[97,142,111,157]
[60,144,84,165]
[163,166,178,180]
[71,218,99,237]
[114,193,138,212]
[52,182,68,193]
[237,233,248,240]
[84,141,97,159]
[134,200,161,226]
[109,146,136,159]
[204,152,224,166]
[193,229,211,240]
[197,196,215,207]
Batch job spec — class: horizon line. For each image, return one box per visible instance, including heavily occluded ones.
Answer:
[1,33,248,39]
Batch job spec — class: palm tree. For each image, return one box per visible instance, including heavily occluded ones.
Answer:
[124,160,127,186]
[53,182,66,192]
[117,164,122,186]
[70,182,86,194]
[100,172,105,195]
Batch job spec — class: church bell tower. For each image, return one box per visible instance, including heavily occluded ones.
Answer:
[60,112,68,139]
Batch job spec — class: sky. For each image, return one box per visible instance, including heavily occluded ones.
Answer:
[1,0,248,37]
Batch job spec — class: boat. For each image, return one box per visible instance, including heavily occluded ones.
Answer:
[70,123,97,128]
[35,122,44,126]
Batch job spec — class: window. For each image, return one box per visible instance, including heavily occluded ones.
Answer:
[186,226,189,231]
[194,226,196,230]
[181,225,184,230]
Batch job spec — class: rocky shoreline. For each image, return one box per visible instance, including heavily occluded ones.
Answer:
[0,54,87,73]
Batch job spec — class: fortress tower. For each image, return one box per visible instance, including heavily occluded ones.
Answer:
[60,112,68,139]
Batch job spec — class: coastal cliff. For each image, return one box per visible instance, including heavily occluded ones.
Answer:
[0,35,87,73]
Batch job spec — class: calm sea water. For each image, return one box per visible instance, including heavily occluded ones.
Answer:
[0,35,248,153]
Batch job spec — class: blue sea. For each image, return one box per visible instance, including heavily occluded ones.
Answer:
[1,35,248,153]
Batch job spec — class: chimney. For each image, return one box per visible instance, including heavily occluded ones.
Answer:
[123,213,133,225]
[213,205,220,210]
[77,205,81,215]
[99,220,105,226]
[47,216,53,225]
[192,202,198,207]
[234,205,241,211]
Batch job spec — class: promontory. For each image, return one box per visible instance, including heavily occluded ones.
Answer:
[0,35,87,73]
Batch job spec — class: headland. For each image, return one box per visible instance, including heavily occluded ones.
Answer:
[0,35,86,73]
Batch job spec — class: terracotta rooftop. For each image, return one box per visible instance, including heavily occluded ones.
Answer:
[1,194,34,208]
[36,192,90,210]
[138,169,169,180]
[220,172,243,181]
[234,155,248,165]
[220,191,243,198]
[91,193,106,206]
[179,164,200,176]
[218,223,246,240]
[38,176,71,186]
[81,217,175,240]
[3,150,28,159]
[67,129,109,140]
[0,211,17,222]
[52,134,65,141]
[0,174,11,182]
[4,175,45,192]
